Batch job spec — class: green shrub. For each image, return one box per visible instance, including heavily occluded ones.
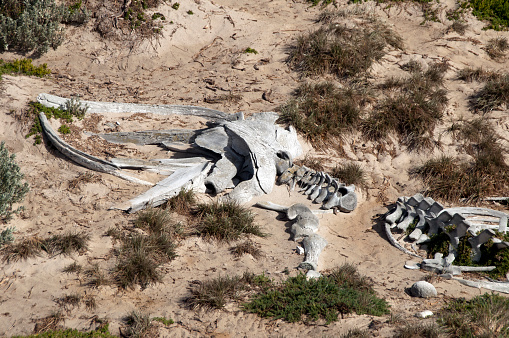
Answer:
[152,316,173,325]
[0,0,89,55]
[0,226,15,247]
[194,201,265,242]
[12,325,115,337]
[244,47,258,54]
[467,0,509,30]
[244,266,389,323]
[0,142,29,222]
[0,58,50,80]
[58,125,71,134]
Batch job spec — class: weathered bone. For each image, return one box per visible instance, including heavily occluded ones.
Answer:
[96,129,203,145]
[442,275,509,294]
[499,215,508,233]
[397,205,417,232]
[409,209,426,241]
[468,229,496,263]
[444,221,469,255]
[299,234,327,271]
[386,202,404,225]
[254,202,334,215]
[385,222,423,258]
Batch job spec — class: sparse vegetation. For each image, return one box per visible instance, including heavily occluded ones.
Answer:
[58,124,71,134]
[13,325,115,337]
[194,201,265,242]
[244,264,389,323]
[294,154,326,171]
[230,240,263,258]
[467,0,509,30]
[438,293,509,336]
[186,274,250,309]
[394,322,441,338]
[486,37,509,60]
[0,58,51,80]
[0,141,30,222]
[0,226,15,247]
[62,261,82,274]
[470,74,509,113]
[307,0,337,7]
[363,61,449,149]
[457,67,499,82]
[123,311,154,338]
[244,47,258,54]
[332,163,366,187]
[288,18,402,78]
[278,82,366,145]
[172,2,180,10]
[164,188,196,215]
[0,0,90,55]
[152,316,174,325]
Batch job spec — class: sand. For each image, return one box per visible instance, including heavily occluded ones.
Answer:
[1,0,508,336]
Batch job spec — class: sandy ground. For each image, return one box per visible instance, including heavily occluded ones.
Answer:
[1,0,509,336]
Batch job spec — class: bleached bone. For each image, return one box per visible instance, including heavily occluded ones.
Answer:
[314,174,333,204]
[441,275,509,294]
[499,215,508,233]
[299,234,327,271]
[96,129,202,145]
[111,157,211,175]
[275,150,292,175]
[468,229,496,263]
[38,93,233,121]
[386,201,404,225]
[406,193,424,207]
[254,201,334,215]
[112,162,212,213]
[409,209,427,241]
[397,205,417,232]
[385,223,423,258]
[162,141,217,157]
[337,184,357,212]
[322,180,341,210]
[292,213,319,241]
[444,207,509,220]
[309,174,325,200]
[39,113,153,186]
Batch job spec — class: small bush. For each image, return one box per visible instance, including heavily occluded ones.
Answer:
[288,19,402,78]
[172,2,180,10]
[244,47,258,54]
[58,124,71,134]
[164,189,196,215]
[450,21,467,35]
[0,226,15,247]
[84,263,109,287]
[186,275,247,309]
[278,82,366,145]
[0,58,50,80]
[134,207,174,234]
[0,0,89,55]
[123,311,154,338]
[467,0,509,30]
[470,74,509,113]
[332,163,366,187]
[244,266,389,323]
[194,201,265,242]
[0,142,30,222]
[438,293,509,336]
[62,261,82,274]
[308,0,337,6]
[230,240,263,258]
[60,97,88,120]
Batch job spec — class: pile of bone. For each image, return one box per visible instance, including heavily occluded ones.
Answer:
[278,165,358,212]
[255,202,327,278]
[385,193,509,276]
[37,93,302,212]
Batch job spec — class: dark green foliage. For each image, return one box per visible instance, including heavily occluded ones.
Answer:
[467,0,509,30]
[58,125,71,134]
[151,317,173,325]
[244,266,389,323]
[438,293,509,337]
[244,47,258,54]
[12,325,115,337]
[0,0,89,55]
[479,235,509,278]
[470,74,509,113]
[331,163,366,187]
[288,20,402,78]
[164,188,196,215]
[194,201,265,242]
[427,232,450,258]
[278,82,365,144]
[172,2,180,10]
[0,142,29,222]
[455,233,473,266]
[122,0,162,33]
[0,58,50,80]
[363,61,449,149]
[307,0,337,6]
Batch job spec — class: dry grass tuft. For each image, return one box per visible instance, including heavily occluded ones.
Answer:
[164,189,197,215]
[332,163,366,187]
[485,37,509,60]
[1,236,44,262]
[230,240,263,259]
[294,154,326,171]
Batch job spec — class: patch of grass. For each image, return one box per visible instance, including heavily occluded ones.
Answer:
[0,226,16,247]
[123,311,154,338]
[486,37,508,60]
[44,232,90,256]
[62,262,82,274]
[450,21,468,35]
[13,325,115,337]
[56,293,82,312]
[84,263,109,287]
[164,189,196,215]
[341,328,370,338]
[244,265,389,323]
[438,293,509,336]
[294,154,325,171]
[186,275,248,309]
[32,311,65,335]
[278,82,366,145]
[466,0,509,30]
[194,201,265,242]
[134,207,175,234]
[331,163,366,187]
[470,73,509,113]
[363,61,449,150]
[289,19,402,78]
[308,0,337,7]
[2,236,44,262]
[457,67,499,82]
[244,47,258,54]
[68,172,100,193]
[394,322,442,338]
[152,316,173,325]
[122,0,163,34]
[187,10,193,15]
[230,240,263,259]
[0,58,51,80]
[58,124,71,134]
[172,2,180,10]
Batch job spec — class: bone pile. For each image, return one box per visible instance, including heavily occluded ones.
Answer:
[277,165,358,212]
[255,202,327,277]
[37,94,302,212]
[385,193,509,276]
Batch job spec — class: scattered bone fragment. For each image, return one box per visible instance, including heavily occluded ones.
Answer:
[416,311,433,318]
[441,274,509,294]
